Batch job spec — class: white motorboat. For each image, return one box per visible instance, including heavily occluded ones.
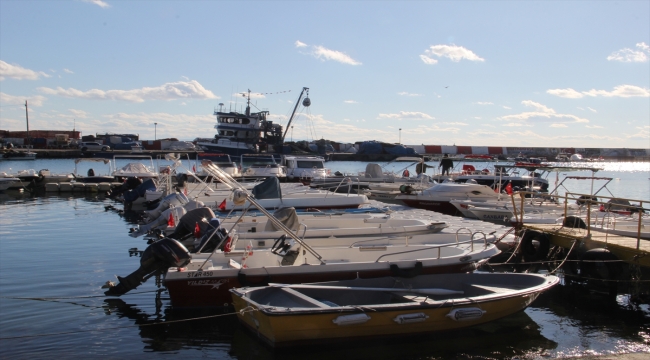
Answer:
[105,230,501,309]
[103,163,502,309]
[240,154,287,180]
[394,182,501,216]
[195,153,241,178]
[281,155,329,182]
[72,158,115,183]
[309,157,432,193]
[112,155,159,181]
[0,177,23,191]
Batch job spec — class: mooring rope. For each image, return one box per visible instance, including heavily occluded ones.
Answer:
[0,308,257,340]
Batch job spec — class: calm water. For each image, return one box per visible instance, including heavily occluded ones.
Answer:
[1,159,649,359]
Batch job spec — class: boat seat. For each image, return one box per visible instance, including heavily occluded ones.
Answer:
[279,287,332,308]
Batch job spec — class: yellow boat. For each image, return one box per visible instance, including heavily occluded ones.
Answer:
[230,272,559,347]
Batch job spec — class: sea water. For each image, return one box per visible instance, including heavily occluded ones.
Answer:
[0,158,649,359]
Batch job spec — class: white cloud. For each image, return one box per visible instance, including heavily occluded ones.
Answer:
[343,100,357,104]
[502,123,533,127]
[82,0,110,8]
[586,125,604,129]
[587,107,597,113]
[312,45,362,65]
[475,101,493,105]
[607,42,650,62]
[502,106,511,110]
[547,88,584,99]
[582,85,650,98]
[420,44,484,64]
[296,41,361,65]
[547,85,649,98]
[627,125,649,139]
[419,55,438,65]
[63,68,74,74]
[0,92,47,106]
[69,109,89,118]
[377,111,434,120]
[398,92,423,97]
[440,122,468,126]
[37,80,218,103]
[0,60,51,81]
[499,100,589,124]
[550,123,568,128]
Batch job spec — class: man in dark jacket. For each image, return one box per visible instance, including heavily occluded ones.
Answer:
[439,154,453,175]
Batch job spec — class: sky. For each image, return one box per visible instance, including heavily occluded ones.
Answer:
[0,0,649,149]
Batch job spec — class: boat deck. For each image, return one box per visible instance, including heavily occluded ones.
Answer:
[522,223,650,267]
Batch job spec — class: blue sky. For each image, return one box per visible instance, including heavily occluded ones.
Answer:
[1,0,648,148]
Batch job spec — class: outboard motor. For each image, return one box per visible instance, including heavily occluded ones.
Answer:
[104,238,190,297]
[143,192,189,222]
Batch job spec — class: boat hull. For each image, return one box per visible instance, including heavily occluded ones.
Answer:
[398,198,460,216]
[230,272,558,347]
[164,255,494,309]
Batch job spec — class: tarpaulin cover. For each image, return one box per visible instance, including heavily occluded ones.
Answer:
[265,207,300,232]
[252,176,282,200]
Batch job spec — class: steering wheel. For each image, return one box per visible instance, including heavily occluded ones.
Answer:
[271,235,287,255]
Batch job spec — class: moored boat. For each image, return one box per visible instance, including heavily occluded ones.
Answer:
[230,272,559,347]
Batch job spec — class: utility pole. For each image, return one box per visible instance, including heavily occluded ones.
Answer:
[25,100,30,147]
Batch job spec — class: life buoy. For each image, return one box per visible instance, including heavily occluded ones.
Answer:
[579,248,622,280]
[402,169,410,177]
[519,231,550,263]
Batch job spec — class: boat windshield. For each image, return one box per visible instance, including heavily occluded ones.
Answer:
[297,160,324,169]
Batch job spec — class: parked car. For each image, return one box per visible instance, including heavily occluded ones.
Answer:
[78,142,110,152]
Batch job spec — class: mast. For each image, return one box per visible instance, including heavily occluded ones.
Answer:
[281,87,310,143]
[25,100,30,144]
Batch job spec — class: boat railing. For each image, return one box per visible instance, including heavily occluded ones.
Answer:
[197,160,325,263]
[511,190,648,247]
[373,235,489,263]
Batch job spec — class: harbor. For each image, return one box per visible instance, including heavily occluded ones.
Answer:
[0,157,649,359]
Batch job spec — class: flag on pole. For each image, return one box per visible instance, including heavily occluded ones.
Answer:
[167,212,175,227]
[505,182,513,195]
[194,222,201,238]
[218,199,227,211]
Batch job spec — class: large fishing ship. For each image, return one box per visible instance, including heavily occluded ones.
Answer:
[196,87,310,156]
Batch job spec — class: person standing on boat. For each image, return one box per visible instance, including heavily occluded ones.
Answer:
[439,154,453,176]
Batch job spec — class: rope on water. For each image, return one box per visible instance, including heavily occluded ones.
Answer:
[0,289,162,301]
[0,308,257,340]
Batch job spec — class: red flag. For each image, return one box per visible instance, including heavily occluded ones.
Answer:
[167,212,175,227]
[505,182,513,195]
[194,222,201,238]
[192,165,196,172]
[218,199,227,211]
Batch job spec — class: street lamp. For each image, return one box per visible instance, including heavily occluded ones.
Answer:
[154,122,157,141]
[399,128,402,145]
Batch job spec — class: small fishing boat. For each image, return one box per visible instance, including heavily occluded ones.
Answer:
[0,150,36,160]
[230,272,559,347]
[239,154,286,180]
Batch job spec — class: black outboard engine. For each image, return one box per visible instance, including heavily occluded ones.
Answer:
[104,238,190,297]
